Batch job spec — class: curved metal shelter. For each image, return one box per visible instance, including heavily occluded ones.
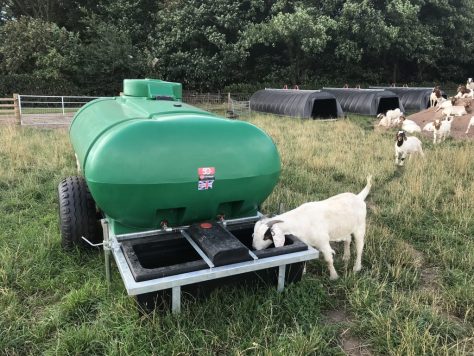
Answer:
[322,88,404,116]
[369,86,447,111]
[249,89,344,119]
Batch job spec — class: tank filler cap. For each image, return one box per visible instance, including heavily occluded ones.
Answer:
[122,79,183,100]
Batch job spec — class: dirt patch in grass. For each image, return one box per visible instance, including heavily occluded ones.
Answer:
[420,267,441,291]
[325,309,351,324]
[406,98,474,140]
[324,309,373,355]
[341,333,373,356]
[397,240,425,268]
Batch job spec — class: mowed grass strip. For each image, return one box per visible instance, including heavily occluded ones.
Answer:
[0,115,473,355]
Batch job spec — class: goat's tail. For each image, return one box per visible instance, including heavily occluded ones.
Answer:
[357,175,372,201]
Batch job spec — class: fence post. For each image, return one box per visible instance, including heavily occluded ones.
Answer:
[227,93,231,112]
[61,96,65,115]
[13,93,20,125]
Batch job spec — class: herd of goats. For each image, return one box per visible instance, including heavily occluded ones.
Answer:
[376,78,474,167]
[251,79,474,279]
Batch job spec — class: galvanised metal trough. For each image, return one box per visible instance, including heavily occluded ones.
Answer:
[58,79,318,312]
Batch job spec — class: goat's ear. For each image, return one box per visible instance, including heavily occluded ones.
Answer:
[263,228,273,241]
[273,225,285,247]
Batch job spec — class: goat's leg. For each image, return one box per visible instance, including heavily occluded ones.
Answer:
[395,152,400,165]
[400,152,407,165]
[353,228,365,272]
[343,238,351,271]
[320,240,338,280]
[418,147,425,158]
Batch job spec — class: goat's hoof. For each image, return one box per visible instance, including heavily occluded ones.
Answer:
[353,266,361,272]
[329,274,339,281]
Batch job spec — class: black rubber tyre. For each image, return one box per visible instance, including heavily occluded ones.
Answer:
[58,176,102,250]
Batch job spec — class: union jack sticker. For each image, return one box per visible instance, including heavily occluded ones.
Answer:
[198,180,214,190]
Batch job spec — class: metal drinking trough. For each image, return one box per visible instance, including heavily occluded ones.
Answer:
[369,86,447,111]
[250,89,344,119]
[322,88,404,115]
[58,79,319,312]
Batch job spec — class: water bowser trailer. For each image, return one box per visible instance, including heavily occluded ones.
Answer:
[58,79,319,312]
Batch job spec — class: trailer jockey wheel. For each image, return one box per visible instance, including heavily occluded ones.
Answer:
[58,176,102,250]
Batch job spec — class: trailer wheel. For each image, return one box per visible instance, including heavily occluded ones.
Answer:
[58,176,102,249]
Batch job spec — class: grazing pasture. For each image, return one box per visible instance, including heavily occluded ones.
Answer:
[0,114,473,354]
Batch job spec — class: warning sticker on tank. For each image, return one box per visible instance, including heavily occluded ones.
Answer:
[198,167,215,180]
[198,167,215,190]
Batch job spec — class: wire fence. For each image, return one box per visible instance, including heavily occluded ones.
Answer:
[18,95,101,125]
[182,92,251,118]
[13,92,252,126]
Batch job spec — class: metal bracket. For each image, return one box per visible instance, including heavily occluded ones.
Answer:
[81,236,103,247]
[101,219,111,290]
[217,214,227,227]
[277,265,286,292]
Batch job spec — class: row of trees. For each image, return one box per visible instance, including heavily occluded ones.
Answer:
[0,0,473,95]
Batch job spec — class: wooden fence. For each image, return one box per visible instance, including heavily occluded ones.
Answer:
[0,94,20,124]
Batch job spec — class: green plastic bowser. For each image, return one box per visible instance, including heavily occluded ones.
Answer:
[69,79,280,234]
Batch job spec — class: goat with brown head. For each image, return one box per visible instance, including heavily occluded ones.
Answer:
[394,130,424,166]
[395,130,407,146]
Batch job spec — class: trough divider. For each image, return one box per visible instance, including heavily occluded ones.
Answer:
[180,229,216,268]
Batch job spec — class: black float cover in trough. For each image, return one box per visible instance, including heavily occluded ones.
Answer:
[369,86,447,111]
[249,89,344,119]
[322,88,404,115]
[188,222,252,266]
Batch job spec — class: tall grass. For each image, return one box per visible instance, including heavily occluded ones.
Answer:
[0,116,473,355]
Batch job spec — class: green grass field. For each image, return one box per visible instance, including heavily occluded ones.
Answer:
[0,114,473,355]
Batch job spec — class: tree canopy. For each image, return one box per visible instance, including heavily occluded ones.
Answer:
[0,0,472,95]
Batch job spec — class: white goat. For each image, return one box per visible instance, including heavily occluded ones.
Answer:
[252,176,372,280]
[430,87,442,107]
[455,85,474,99]
[435,97,456,112]
[433,117,453,144]
[467,78,474,91]
[423,122,435,132]
[395,130,424,166]
[386,108,403,121]
[465,116,474,134]
[376,113,392,127]
[400,117,421,133]
[442,105,468,117]
[377,109,404,127]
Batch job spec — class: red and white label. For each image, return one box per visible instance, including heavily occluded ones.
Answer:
[198,167,215,180]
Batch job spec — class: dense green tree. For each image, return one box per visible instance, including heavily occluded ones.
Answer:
[74,13,146,94]
[0,0,473,93]
[0,17,80,79]
[147,0,275,90]
[242,5,335,84]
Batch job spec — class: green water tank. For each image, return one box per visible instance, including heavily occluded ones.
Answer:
[69,79,280,234]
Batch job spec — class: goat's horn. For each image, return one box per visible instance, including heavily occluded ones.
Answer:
[266,220,284,227]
